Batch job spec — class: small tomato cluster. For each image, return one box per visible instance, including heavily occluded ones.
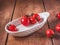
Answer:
[21,13,41,26]
[46,13,60,38]
[7,13,60,38]
[7,13,41,31]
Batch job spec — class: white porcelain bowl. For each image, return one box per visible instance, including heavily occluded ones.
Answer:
[5,12,50,37]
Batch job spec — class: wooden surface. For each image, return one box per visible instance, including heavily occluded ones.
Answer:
[44,0,60,45]
[0,0,60,45]
[0,0,15,45]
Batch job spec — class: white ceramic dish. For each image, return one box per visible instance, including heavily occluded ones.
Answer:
[5,12,50,37]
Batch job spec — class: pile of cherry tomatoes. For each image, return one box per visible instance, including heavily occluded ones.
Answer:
[7,13,60,38]
[7,13,41,31]
[21,13,41,26]
[46,13,60,38]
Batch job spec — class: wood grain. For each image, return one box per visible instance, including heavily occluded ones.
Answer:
[0,0,15,45]
[43,0,60,45]
[7,0,52,45]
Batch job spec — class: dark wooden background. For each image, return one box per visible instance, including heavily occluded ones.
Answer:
[0,0,60,45]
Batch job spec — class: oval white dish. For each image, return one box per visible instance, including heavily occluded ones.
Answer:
[5,12,50,37]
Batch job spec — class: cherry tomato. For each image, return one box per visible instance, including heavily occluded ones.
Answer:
[36,15,41,22]
[30,16,37,24]
[33,14,41,22]
[57,13,60,19]
[21,16,30,26]
[55,24,60,33]
[33,14,39,18]
[46,29,54,38]
[8,24,17,31]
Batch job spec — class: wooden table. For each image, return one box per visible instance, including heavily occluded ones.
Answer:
[0,0,60,45]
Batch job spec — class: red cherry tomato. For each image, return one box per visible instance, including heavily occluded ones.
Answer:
[21,16,30,26]
[55,24,60,33]
[8,24,17,31]
[36,15,41,22]
[57,13,60,19]
[30,16,37,24]
[33,14,39,18]
[33,14,41,22]
[46,29,54,38]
